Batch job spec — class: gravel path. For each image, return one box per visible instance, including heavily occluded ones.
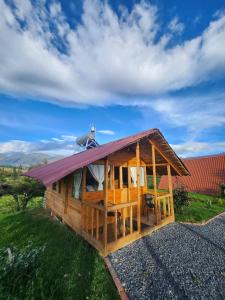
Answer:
[109,214,225,300]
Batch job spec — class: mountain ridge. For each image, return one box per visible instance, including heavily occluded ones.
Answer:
[0,152,64,167]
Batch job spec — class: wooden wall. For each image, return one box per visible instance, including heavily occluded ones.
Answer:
[45,146,166,237]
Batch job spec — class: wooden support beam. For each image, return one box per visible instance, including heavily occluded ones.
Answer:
[104,158,109,253]
[128,163,131,202]
[167,164,174,218]
[147,163,168,167]
[152,144,159,224]
[112,164,116,204]
[144,166,147,189]
[149,140,182,176]
[136,142,141,233]
[104,158,109,207]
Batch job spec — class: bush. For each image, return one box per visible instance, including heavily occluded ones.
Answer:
[0,177,45,211]
[173,187,190,214]
[220,183,225,198]
[0,242,45,298]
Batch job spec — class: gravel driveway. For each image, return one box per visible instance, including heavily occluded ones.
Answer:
[109,213,225,300]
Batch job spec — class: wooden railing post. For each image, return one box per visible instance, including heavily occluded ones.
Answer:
[167,164,174,219]
[136,142,141,233]
[152,144,159,224]
[104,158,109,254]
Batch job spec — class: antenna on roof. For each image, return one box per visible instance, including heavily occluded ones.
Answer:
[75,125,99,151]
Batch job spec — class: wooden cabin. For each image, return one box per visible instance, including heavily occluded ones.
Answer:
[25,128,189,256]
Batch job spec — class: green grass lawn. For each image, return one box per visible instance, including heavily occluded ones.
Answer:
[175,193,225,223]
[0,208,119,300]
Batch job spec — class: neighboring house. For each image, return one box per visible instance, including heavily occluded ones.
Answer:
[25,128,189,256]
[159,153,225,196]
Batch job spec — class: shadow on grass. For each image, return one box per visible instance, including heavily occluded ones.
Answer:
[0,209,118,300]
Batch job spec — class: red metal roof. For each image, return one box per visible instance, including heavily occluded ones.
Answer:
[25,128,189,186]
[159,153,225,195]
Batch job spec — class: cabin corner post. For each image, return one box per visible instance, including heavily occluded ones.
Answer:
[136,142,141,233]
[151,144,159,225]
[167,164,175,220]
[104,158,109,254]
[81,167,86,231]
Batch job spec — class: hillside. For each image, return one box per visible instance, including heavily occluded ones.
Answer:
[0,152,64,167]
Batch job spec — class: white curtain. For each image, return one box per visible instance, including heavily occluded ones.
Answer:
[88,164,110,191]
[140,167,145,187]
[130,167,137,187]
[73,169,82,199]
[130,167,145,187]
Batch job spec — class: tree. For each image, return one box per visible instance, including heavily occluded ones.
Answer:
[0,177,45,211]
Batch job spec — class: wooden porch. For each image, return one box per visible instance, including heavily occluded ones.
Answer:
[79,141,174,256]
[45,138,177,256]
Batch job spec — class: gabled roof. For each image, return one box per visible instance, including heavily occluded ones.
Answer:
[24,128,189,186]
[159,153,225,195]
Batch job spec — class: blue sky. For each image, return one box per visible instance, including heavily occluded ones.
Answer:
[0,0,225,157]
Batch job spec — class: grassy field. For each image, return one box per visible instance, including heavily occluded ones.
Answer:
[175,193,225,223]
[0,207,119,300]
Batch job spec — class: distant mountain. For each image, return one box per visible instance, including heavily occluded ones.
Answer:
[0,152,64,167]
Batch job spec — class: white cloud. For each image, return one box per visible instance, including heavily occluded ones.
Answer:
[172,141,225,157]
[140,93,225,137]
[97,130,115,135]
[168,17,184,34]
[0,0,225,105]
[0,135,76,155]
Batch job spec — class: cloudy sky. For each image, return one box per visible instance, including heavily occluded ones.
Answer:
[0,0,225,157]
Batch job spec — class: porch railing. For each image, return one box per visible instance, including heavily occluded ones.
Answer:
[155,193,173,223]
[81,200,139,253]
[81,200,105,251]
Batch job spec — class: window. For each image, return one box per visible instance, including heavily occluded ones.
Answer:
[114,166,120,188]
[86,167,99,191]
[52,182,57,191]
[72,169,82,200]
[52,181,61,193]
[122,167,128,188]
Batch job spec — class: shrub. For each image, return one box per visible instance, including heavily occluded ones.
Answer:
[0,242,46,298]
[0,177,45,211]
[173,187,190,214]
[220,183,225,198]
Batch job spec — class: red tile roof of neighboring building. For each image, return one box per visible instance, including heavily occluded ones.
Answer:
[159,153,225,195]
[24,128,189,186]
